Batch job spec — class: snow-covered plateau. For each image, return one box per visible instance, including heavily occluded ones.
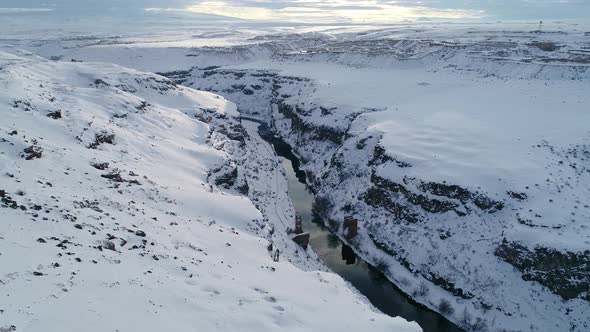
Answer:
[1,19,589,332]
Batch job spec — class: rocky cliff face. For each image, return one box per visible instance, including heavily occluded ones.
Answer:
[495,241,590,302]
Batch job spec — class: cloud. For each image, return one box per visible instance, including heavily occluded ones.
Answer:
[386,0,590,20]
[0,7,54,13]
[178,0,483,22]
[1,0,589,21]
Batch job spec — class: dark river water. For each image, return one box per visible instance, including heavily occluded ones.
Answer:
[269,135,464,332]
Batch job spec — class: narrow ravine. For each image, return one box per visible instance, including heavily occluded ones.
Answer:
[265,133,464,332]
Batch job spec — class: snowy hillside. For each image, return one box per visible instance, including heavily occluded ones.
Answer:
[0,49,420,332]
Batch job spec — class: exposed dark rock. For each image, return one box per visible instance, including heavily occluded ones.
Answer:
[320,106,335,116]
[12,100,35,112]
[93,79,110,87]
[157,69,191,84]
[369,144,411,168]
[417,180,504,212]
[356,137,370,150]
[312,125,344,145]
[277,101,313,137]
[292,232,310,250]
[363,186,421,223]
[236,181,249,195]
[374,173,458,214]
[103,241,116,251]
[1,191,18,209]
[22,144,43,160]
[136,101,150,111]
[46,110,62,119]
[135,230,146,237]
[87,131,115,149]
[214,167,238,188]
[495,240,590,301]
[342,216,358,240]
[221,123,247,144]
[369,234,474,299]
[101,170,124,183]
[91,162,109,170]
[438,299,455,315]
[364,171,503,223]
[424,272,474,300]
[529,41,560,52]
[74,200,103,212]
[132,76,176,92]
[507,191,527,200]
[368,234,413,271]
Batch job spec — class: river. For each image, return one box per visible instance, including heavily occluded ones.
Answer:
[267,134,464,332]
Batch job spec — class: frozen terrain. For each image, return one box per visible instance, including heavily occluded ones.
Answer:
[1,16,589,332]
[0,49,419,332]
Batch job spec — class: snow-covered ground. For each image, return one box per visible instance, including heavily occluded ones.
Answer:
[0,49,419,332]
[2,17,590,332]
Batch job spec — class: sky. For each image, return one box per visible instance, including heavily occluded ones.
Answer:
[1,0,589,22]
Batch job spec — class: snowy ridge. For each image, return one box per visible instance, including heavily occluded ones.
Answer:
[14,24,590,81]
[0,49,419,332]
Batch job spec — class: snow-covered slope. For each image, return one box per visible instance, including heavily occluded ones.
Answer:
[0,49,420,332]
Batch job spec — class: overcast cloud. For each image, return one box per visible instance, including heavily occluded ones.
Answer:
[1,0,589,21]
